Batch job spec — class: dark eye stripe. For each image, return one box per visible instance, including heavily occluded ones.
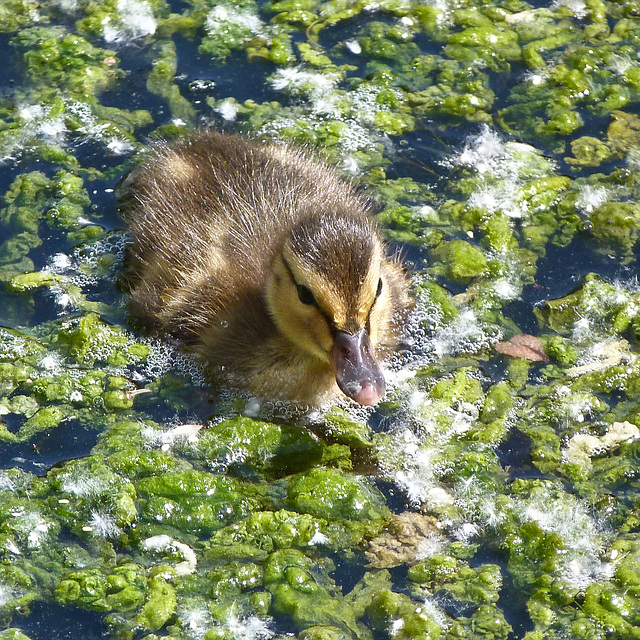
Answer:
[281,256,336,329]
[280,255,300,289]
[366,277,384,335]
[375,277,383,299]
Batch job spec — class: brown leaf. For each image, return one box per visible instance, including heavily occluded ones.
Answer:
[495,334,549,362]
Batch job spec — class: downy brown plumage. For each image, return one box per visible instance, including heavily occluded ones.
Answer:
[119,131,411,406]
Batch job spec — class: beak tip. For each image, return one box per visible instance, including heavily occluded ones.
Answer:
[352,382,385,406]
[339,379,385,406]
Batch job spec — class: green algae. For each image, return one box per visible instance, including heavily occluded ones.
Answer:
[12,26,121,96]
[265,549,365,636]
[197,416,325,477]
[286,467,390,525]
[205,509,332,560]
[366,589,443,639]
[135,576,177,631]
[2,0,640,638]
[0,170,95,283]
[0,631,32,640]
[430,240,489,284]
[56,313,149,367]
[535,274,640,337]
[322,407,373,449]
[406,552,512,639]
[147,39,197,125]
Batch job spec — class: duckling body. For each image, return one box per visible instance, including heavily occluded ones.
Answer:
[119,131,411,405]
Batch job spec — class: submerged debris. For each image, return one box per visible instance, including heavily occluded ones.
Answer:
[563,421,640,469]
[494,334,549,362]
[366,512,444,568]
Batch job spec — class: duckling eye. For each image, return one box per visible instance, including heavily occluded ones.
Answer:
[375,277,383,299]
[297,284,317,306]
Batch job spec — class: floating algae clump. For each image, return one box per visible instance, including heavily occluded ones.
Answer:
[196,416,325,477]
[11,26,121,95]
[286,467,390,525]
[56,313,149,367]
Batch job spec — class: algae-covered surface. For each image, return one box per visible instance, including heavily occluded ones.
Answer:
[2,0,640,638]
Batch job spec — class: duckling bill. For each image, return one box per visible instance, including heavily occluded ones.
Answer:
[119,131,411,406]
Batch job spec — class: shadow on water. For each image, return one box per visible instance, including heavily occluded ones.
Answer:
[387,127,466,183]
[494,428,552,485]
[12,602,107,640]
[470,549,534,640]
[1,417,101,476]
[0,33,17,81]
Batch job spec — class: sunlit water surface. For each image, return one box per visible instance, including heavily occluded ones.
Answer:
[1,0,640,639]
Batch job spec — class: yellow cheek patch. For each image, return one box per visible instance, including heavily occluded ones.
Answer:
[266,258,334,361]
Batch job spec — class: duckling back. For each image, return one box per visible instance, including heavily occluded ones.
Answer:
[120,131,411,405]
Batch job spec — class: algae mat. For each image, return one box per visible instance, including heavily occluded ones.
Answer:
[2,0,640,638]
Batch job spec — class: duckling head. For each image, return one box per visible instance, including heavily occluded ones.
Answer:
[265,211,392,405]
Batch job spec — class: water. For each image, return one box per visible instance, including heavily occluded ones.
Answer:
[1,1,640,639]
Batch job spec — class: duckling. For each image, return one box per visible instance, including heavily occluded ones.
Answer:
[119,131,411,406]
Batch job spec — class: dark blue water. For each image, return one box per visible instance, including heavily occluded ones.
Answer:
[0,2,636,639]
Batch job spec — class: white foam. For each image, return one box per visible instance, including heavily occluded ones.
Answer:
[0,473,15,492]
[107,138,135,155]
[88,511,121,538]
[451,127,557,221]
[513,490,610,590]
[206,5,263,38]
[551,0,588,18]
[0,583,14,607]
[421,598,449,629]
[269,68,340,98]
[104,0,156,42]
[63,473,109,498]
[179,604,213,640]
[576,185,610,214]
[15,511,53,549]
[215,99,240,121]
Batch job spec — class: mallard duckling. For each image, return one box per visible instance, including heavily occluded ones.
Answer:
[119,131,411,406]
